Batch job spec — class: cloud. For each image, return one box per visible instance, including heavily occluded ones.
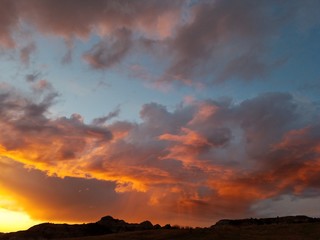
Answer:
[20,42,36,66]
[1,84,320,225]
[265,124,320,192]
[1,0,319,87]
[61,39,74,64]
[0,0,18,48]
[8,0,184,42]
[235,92,299,157]
[25,72,41,83]
[0,83,112,170]
[92,107,120,125]
[83,28,132,69]
[0,158,118,222]
[0,0,185,72]
[126,0,319,86]
[31,79,53,92]
[160,0,284,84]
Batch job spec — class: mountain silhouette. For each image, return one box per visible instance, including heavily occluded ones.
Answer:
[1,215,320,240]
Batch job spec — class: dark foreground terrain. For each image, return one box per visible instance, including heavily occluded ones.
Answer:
[64,224,320,240]
[1,215,320,240]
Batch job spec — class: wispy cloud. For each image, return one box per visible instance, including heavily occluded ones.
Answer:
[83,28,132,69]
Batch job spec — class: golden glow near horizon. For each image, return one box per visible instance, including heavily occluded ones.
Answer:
[0,196,40,233]
[0,208,40,233]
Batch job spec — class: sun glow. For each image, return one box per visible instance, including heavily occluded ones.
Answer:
[0,207,40,233]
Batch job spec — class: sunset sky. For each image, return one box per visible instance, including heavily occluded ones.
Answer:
[1,0,320,233]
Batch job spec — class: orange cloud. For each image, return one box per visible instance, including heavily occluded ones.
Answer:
[160,127,210,148]
[1,86,320,227]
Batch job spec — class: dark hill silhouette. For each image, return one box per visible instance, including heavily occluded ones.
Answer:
[213,215,320,227]
[1,215,320,240]
[0,215,155,240]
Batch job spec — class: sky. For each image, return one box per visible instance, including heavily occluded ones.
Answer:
[0,0,320,233]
